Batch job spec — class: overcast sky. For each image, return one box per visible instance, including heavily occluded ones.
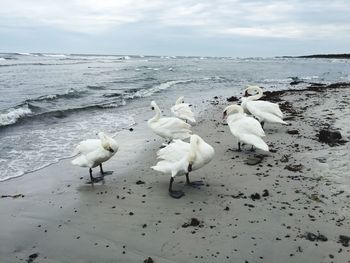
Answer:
[1,0,349,56]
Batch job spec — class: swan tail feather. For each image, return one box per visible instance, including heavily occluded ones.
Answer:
[263,113,287,125]
[72,155,89,167]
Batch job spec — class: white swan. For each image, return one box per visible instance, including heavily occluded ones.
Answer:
[223,105,269,152]
[171,96,196,123]
[151,134,215,198]
[241,85,287,128]
[72,132,118,183]
[148,101,192,142]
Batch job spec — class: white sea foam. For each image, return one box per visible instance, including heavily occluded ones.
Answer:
[0,105,32,126]
[42,54,67,58]
[0,57,5,61]
[0,112,136,181]
[303,76,319,80]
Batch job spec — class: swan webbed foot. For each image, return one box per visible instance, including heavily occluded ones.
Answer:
[87,168,105,184]
[92,176,104,183]
[169,190,185,199]
[186,173,204,188]
[168,176,184,198]
[87,176,104,184]
[186,181,204,188]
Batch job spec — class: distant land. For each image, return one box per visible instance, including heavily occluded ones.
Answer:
[280,53,350,59]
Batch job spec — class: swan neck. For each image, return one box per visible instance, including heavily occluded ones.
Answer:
[175,97,183,105]
[227,106,244,116]
[188,137,198,164]
[151,104,161,121]
[100,134,110,150]
[247,87,263,101]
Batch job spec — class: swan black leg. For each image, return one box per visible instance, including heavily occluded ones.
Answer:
[237,142,242,152]
[99,164,104,175]
[250,145,255,152]
[186,173,204,188]
[89,168,96,185]
[88,166,104,184]
[89,168,93,181]
[168,177,184,199]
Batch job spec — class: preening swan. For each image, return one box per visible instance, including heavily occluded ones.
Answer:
[148,101,192,142]
[72,132,118,183]
[171,96,196,123]
[241,86,287,128]
[223,105,269,152]
[151,134,215,199]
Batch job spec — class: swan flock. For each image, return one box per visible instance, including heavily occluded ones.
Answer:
[72,88,287,198]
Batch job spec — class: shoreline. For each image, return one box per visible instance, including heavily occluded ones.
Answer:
[1,83,350,262]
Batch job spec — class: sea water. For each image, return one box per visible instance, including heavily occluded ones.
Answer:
[1,53,350,180]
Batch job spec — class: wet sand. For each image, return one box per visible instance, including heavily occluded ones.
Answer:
[1,83,350,263]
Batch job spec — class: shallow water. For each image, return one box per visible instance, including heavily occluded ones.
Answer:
[1,53,350,180]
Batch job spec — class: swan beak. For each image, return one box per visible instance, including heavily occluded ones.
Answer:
[188,163,193,172]
[151,107,155,110]
[108,148,114,153]
[244,90,249,97]
[223,111,227,119]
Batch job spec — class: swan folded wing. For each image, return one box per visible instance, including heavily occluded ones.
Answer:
[154,117,192,139]
[156,117,191,131]
[260,112,287,124]
[171,104,196,122]
[151,158,188,177]
[240,134,269,152]
[229,117,266,137]
[247,101,283,118]
[85,148,113,168]
[72,139,101,156]
[157,139,190,161]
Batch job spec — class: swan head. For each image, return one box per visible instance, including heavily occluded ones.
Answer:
[108,139,119,153]
[150,101,157,110]
[175,96,185,105]
[98,132,118,153]
[244,85,261,97]
[223,105,244,118]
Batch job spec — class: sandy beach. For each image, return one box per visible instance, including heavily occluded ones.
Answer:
[1,83,350,263]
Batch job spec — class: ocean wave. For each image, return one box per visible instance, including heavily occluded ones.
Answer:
[16,52,32,56]
[124,79,193,99]
[24,88,87,104]
[41,54,68,58]
[0,104,112,128]
[112,77,157,84]
[86,85,106,90]
[0,89,91,127]
[103,93,123,98]
[0,62,88,68]
[0,105,32,126]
